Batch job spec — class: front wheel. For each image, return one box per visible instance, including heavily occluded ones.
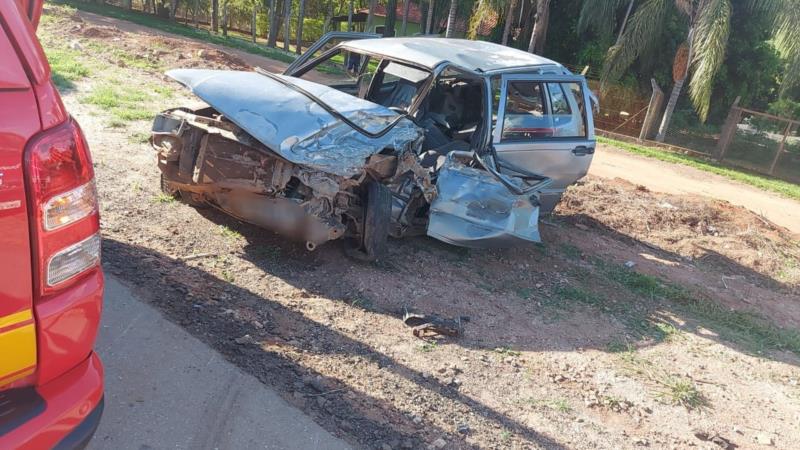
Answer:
[346,181,391,262]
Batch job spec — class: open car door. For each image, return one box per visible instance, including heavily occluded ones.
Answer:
[492,73,595,212]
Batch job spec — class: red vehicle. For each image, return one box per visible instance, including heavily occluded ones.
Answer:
[1,1,104,448]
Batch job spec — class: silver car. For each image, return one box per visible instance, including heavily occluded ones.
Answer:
[151,33,596,260]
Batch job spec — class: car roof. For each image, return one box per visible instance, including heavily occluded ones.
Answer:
[340,37,565,74]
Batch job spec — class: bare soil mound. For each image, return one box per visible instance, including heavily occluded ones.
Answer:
[557,176,800,289]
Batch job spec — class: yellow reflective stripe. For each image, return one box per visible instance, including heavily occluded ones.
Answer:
[0,309,33,329]
[0,323,37,386]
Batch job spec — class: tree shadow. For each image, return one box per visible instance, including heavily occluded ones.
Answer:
[190,204,800,369]
[103,238,570,449]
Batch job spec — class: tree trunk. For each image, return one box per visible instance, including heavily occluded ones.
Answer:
[193,0,199,27]
[385,0,397,36]
[401,0,411,36]
[425,0,434,34]
[348,0,354,31]
[252,6,258,43]
[445,0,457,38]
[268,0,279,47]
[502,0,517,46]
[283,0,291,51]
[656,28,695,142]
[323,0,333,33]
[124,0,132,9]
[221,1,229,37]
[212,0,219,32]
[528,0,550,54]
[296,0,305,54]
[615,0,634,46]
[366,0,377,33]
[169,0,178,21]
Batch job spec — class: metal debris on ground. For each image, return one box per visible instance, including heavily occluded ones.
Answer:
[402,310,466,338]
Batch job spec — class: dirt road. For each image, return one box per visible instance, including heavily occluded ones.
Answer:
[590,145,800,233]
[42,5,800,450]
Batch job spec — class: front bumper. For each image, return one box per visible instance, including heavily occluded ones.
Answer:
[0,352,104,450]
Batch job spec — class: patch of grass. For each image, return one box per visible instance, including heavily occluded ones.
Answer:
[152,192,175,203]
[600,137,800,202]
[555,285,605,307]
[82,84,155,124]
[221,270,235,283]
[656,376,704,409]
[559,243,582,260]
[494,346,521,357]
[349,296,373,310]
[418,341,438,353]
[500,430,512,442]
[599,259,800,356]
[605,339,634,353]
[515,287,534,300]
[654,322,683,342]
[218,225,243,240]
[127,132,151,144]
[54,0,296,64]
[43,47,90,90]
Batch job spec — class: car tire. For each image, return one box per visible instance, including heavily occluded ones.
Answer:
[346,180,391,262]
[160,174,207,209]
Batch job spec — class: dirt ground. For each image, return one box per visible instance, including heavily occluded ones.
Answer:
[41,5,800,450]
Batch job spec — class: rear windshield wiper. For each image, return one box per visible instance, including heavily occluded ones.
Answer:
[255,67,405,139]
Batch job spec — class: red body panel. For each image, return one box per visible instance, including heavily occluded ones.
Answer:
[0,0,104,446]
[2,353,104,450]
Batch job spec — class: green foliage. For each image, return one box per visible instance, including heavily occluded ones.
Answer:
[767,98,800,121]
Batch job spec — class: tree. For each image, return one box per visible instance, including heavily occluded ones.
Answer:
[425,0,434,34]
[754,0,800,96]
[267,0,279,47]
[212,0,219,32]
[385,0,398,36]
[578,0,635,46]
[444,0,458,38]
[283,0,291,51]
[348,0,354,31]
[502,0,517,46]
[527,0,550,54]
[401,0,412,36]
[296,0,306,54]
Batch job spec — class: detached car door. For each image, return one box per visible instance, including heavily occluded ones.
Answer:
[492,73,595,212]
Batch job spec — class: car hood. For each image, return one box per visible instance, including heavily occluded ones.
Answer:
[167,69,422,177]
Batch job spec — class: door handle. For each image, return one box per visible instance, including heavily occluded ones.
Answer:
[572,145,595,156]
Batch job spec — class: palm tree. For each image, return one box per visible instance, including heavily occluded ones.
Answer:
[606,0,800,140]
[578,0,635,46]
[444,0,458,38]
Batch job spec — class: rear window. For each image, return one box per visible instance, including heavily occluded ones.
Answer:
[501,80,586,141]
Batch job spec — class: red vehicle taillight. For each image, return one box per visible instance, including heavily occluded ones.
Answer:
[24,118,100,298]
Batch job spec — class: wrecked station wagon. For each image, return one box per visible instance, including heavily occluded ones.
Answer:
[151,34,596,259]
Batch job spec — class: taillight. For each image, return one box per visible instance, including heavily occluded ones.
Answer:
[25,118,100,298]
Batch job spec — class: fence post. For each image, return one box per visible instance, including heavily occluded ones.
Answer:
[769,121,793,175]
[639,79,664,141]
[715,96,741,161]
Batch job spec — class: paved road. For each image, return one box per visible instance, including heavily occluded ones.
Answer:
[88,275,350,450]
[590,144,800,234]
